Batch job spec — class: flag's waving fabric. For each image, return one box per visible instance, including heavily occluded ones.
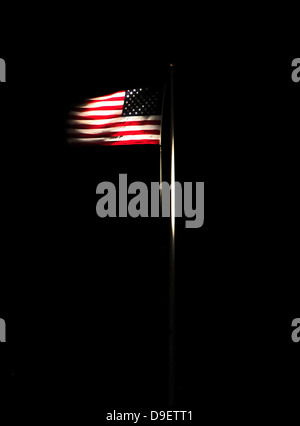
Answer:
[67,88,163,145]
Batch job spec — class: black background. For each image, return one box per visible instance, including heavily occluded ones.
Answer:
[0,7,299,423]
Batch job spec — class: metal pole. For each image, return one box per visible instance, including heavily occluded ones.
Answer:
[159,84,167,216]
[159,145,162,215]
[169,63,175,407]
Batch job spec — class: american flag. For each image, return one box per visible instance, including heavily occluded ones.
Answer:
[67,88,163,145]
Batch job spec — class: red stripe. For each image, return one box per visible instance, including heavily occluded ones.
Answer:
[68,130,161,139]
[69,139,160,146]
[85,96,125,104]
[87,92,125,102]
[69,113,123,120]
[68,119,161,130]
[73,105,123,112]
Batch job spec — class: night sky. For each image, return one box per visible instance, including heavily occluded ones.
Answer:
[0,8,299,421]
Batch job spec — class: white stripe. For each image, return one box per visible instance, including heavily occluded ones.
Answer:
[68,134,160,142]
[69,125,161,135]
[89,91,125,101]
[78,100,124,109]
[69,115,162,126]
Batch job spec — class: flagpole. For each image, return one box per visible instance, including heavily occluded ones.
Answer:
[169,63,176,407]
[159,84,167,215]
[159,145,162,214]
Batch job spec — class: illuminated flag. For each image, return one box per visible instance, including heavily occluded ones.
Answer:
[67,88,163,146]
